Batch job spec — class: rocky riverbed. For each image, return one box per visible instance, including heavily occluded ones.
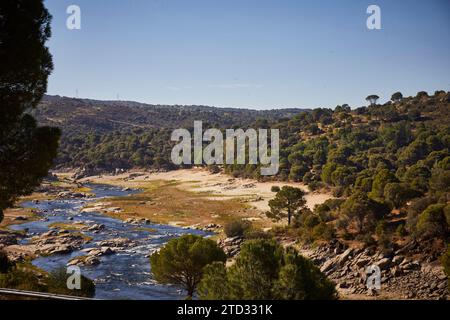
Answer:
[1,184,212,300]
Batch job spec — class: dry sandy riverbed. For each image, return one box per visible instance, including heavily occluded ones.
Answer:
[78,168,333,212]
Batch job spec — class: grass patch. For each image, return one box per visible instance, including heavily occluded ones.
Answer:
[133,227,157,233]
[48,222,87,231]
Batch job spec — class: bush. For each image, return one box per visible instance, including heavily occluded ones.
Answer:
[356,233,377,248]
[47,266,96,298]
[396,224,407,237]
[271,186,280,193]
[243,228,272,240]
[224,220,251,238]
[406,196,437,233]
[416,204,448,239]
[0,264,47,293]
[311,222,335,241]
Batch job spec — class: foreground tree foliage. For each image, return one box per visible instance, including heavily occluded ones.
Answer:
[267,186,306,225]
[150,234,226,298]
[47,266,96,298]
[0,0,60,222]
[0,262,95,297]
[198,239,336,300]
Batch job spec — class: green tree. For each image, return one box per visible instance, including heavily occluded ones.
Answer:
[416,204,449,239]
[391,92,403,102]
[366,94,380,106]
[383,183,420,209]
[341,191,387,233]
[198,240,336,300]
[274,247,336,299]
[267,186,306,225]
[197,262,230,299]
[0,0,60,222]
[47,266,96,298]
[429,168,450,194]
[150,234,226,298]
[369,169,398,200]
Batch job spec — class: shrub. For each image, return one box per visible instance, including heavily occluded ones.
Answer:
[356,233,376,248]
[416,204,448,239]
[0,266,45,292]
[396,224,407,237]
[224,220,251,238]
[243,228,272,240]
[47,266,96,298]
[271,186,280,193]
[312,222,335,241]
[406,196,437,233]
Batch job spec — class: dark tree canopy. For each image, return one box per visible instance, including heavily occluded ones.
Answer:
[150,234,226,298]
[366,95,380,106]
[391,92,403,102]
[198,239,336,300]
[267,186,306,225]
[0,0,60,221]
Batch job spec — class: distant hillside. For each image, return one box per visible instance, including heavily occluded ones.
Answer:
[33,95,307,132]
[30,95,307,172]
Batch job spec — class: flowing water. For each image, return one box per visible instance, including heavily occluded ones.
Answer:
[10,184,212,300]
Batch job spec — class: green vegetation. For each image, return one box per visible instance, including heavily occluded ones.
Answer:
[0,0,60,222]
[32,95,303,173]
[150,234,226,298]
[198,239,336,300]
[0,261,95,298]
[224,219,251,238]
[267,186,306,225]
[47,266,96,298]
[416,204,449,239]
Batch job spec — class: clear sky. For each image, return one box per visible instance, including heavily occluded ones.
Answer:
[44,0,450,109]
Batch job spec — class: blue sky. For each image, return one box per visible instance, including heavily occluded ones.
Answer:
[44,0,450,109]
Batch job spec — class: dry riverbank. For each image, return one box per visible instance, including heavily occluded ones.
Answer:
[71,168,334,230]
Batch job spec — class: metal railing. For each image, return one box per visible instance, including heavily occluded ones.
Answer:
[0,288,96,300]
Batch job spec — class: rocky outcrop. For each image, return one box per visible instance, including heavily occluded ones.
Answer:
[95,237,135,249]
[218,236,244,257]
[67,255,100,267]
[124,218,152,225]
[30,230,88,256]
[57,191,92,199]
[0,230,23,249]
[4,230,90,262]
[300,240,448,300]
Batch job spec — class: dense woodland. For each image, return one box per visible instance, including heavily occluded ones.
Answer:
[32,95,305,171]
[32,91,450,249]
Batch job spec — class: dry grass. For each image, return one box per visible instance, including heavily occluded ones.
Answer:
[47,222,88,231]
[0,207,39,230]
[100,180,271,229]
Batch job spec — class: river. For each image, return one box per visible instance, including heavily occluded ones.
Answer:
[10,184,212,300]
